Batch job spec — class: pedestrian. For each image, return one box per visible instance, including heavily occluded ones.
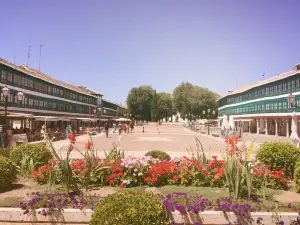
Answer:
[130,123,134,133]
[142,126,144,133]
[127,123,130,133]
[104,122,109,138]
[113,123,117,133]
[118,123,123,136]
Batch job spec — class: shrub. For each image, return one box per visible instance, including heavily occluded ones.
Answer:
[256,141,300,178]
[90,189,170,225]
[0,148,10,158]
[0,156,17,189]
[145,150,171,161]
[10,144,51,169]
[294,160,300,192]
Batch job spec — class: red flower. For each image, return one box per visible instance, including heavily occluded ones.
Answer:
[144,177,151,183]
[214,174,220,180]
[255,170,262,177]
[120,183,125,188]
[173,175,180,181]
[152,177,158,183]
[40,175,45,180]
[109,180,114,185]
[212,156,217,160]
[68,133,76,143]
[85,141,92,150]
[33,170,38,176]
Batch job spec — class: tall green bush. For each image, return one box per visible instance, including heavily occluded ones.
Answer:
[10,144,51,169]
[256,141,300,178]
[90,189,170,225]
[0,156,17,189]
[0,148,10,158]
[294,160,300,192]
[145,150,171,161]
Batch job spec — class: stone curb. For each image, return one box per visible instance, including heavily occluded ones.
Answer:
[0,208,299,224]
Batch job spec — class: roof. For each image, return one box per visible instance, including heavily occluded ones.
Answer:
[77,86,103,96]
[217,65,300,101]
[0,58,95,97]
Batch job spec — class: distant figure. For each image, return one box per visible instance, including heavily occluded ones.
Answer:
[118,123,123,136]
[142,126,144,133]
[104,123,109,138]
[130,123,134,133]
[113,123,117,133]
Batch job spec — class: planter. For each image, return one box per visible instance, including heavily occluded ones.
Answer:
[0,208,299,224]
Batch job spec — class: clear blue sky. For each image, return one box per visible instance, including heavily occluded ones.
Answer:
[1,1,300,103]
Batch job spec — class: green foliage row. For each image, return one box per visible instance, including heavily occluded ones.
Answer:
[90,189,170,225]
[10,143,51,169]
[126,82,219,121]
[0,156,17,189]
[256,141,300,178]
[145,150,171,161]
[294,160,300,192]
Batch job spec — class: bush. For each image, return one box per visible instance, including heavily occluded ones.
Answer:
[256,141,300,178]
[145,150,171,161]
[90,189,170,225]
[0,148,10,158]
[0,156,17,189]
[295,160,300,192]
[10,144,51,169]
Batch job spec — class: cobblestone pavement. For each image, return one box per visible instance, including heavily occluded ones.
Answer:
[54,123,258,159]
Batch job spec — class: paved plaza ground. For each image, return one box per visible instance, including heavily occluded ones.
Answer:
[53,123,259,159]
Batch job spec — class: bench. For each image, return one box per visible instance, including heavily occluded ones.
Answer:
[212,133,220,137]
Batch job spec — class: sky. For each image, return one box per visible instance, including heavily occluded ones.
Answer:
[1,1,300,103]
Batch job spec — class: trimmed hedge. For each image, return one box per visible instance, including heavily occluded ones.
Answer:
[295,160,300,192]
[0,148,10,158]
[10,144,51,169]
[256,141,300,178]
[0,156,17,189]
[90,189,170,225]
[145,150,171,161]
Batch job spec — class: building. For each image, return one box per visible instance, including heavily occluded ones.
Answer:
[217,63,300,138]
[0,58,125,131]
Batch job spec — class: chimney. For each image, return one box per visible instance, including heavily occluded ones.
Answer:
[228,90,233,94]
[296,63,300,71]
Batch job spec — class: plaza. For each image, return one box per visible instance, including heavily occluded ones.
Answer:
[53,122,260,159]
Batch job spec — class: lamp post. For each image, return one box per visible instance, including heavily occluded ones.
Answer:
[2,87,25,147]
[203,109,216,135]
[95,108,106,133]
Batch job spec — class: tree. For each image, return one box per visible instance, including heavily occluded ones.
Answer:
[156,92,173,121]
[126,86,154,121]
[151,90,159,121]
[173,82,220,120]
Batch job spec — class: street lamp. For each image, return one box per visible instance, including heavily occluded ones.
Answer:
[2,87,24,147]
[203,109,216,135]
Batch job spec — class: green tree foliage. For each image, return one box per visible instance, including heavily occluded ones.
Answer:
[127,86,154,121]
[173,82,220,120]
[156,92,173,121]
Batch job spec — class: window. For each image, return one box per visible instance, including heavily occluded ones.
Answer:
[266,88,269,95]
[274,85,278,93]
[283,83,287,91]
[7,72,13,82]
[292,81,295,90]
[270,103,273,111]
[278,84,282,92]
[266,104,269,111]
[283,102,287,109]
[278,102,282,110]
[262,104,265,111]
[274,102,277,110]
[1,70,6,81]
[297,79,300,88]
[258,105,261,111]
[270,86,273,94]
[288,82,291,90]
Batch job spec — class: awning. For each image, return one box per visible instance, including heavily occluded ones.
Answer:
[58,117,70,121]
[77,118,98,122]
[34,116,58,122]
[7,113,33,118]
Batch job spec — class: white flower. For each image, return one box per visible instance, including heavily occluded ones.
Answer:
[127,180,131,185]
[138,173,142,176]
[123,180,127,184]
[134,168,138,172]
[133,173,136,176]
[250,169,253,174]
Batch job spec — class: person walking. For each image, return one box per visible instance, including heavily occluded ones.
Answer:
[142,126,144,133]
[118,123,123,136]
[130,123,134,133]
[104,123,109,138]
